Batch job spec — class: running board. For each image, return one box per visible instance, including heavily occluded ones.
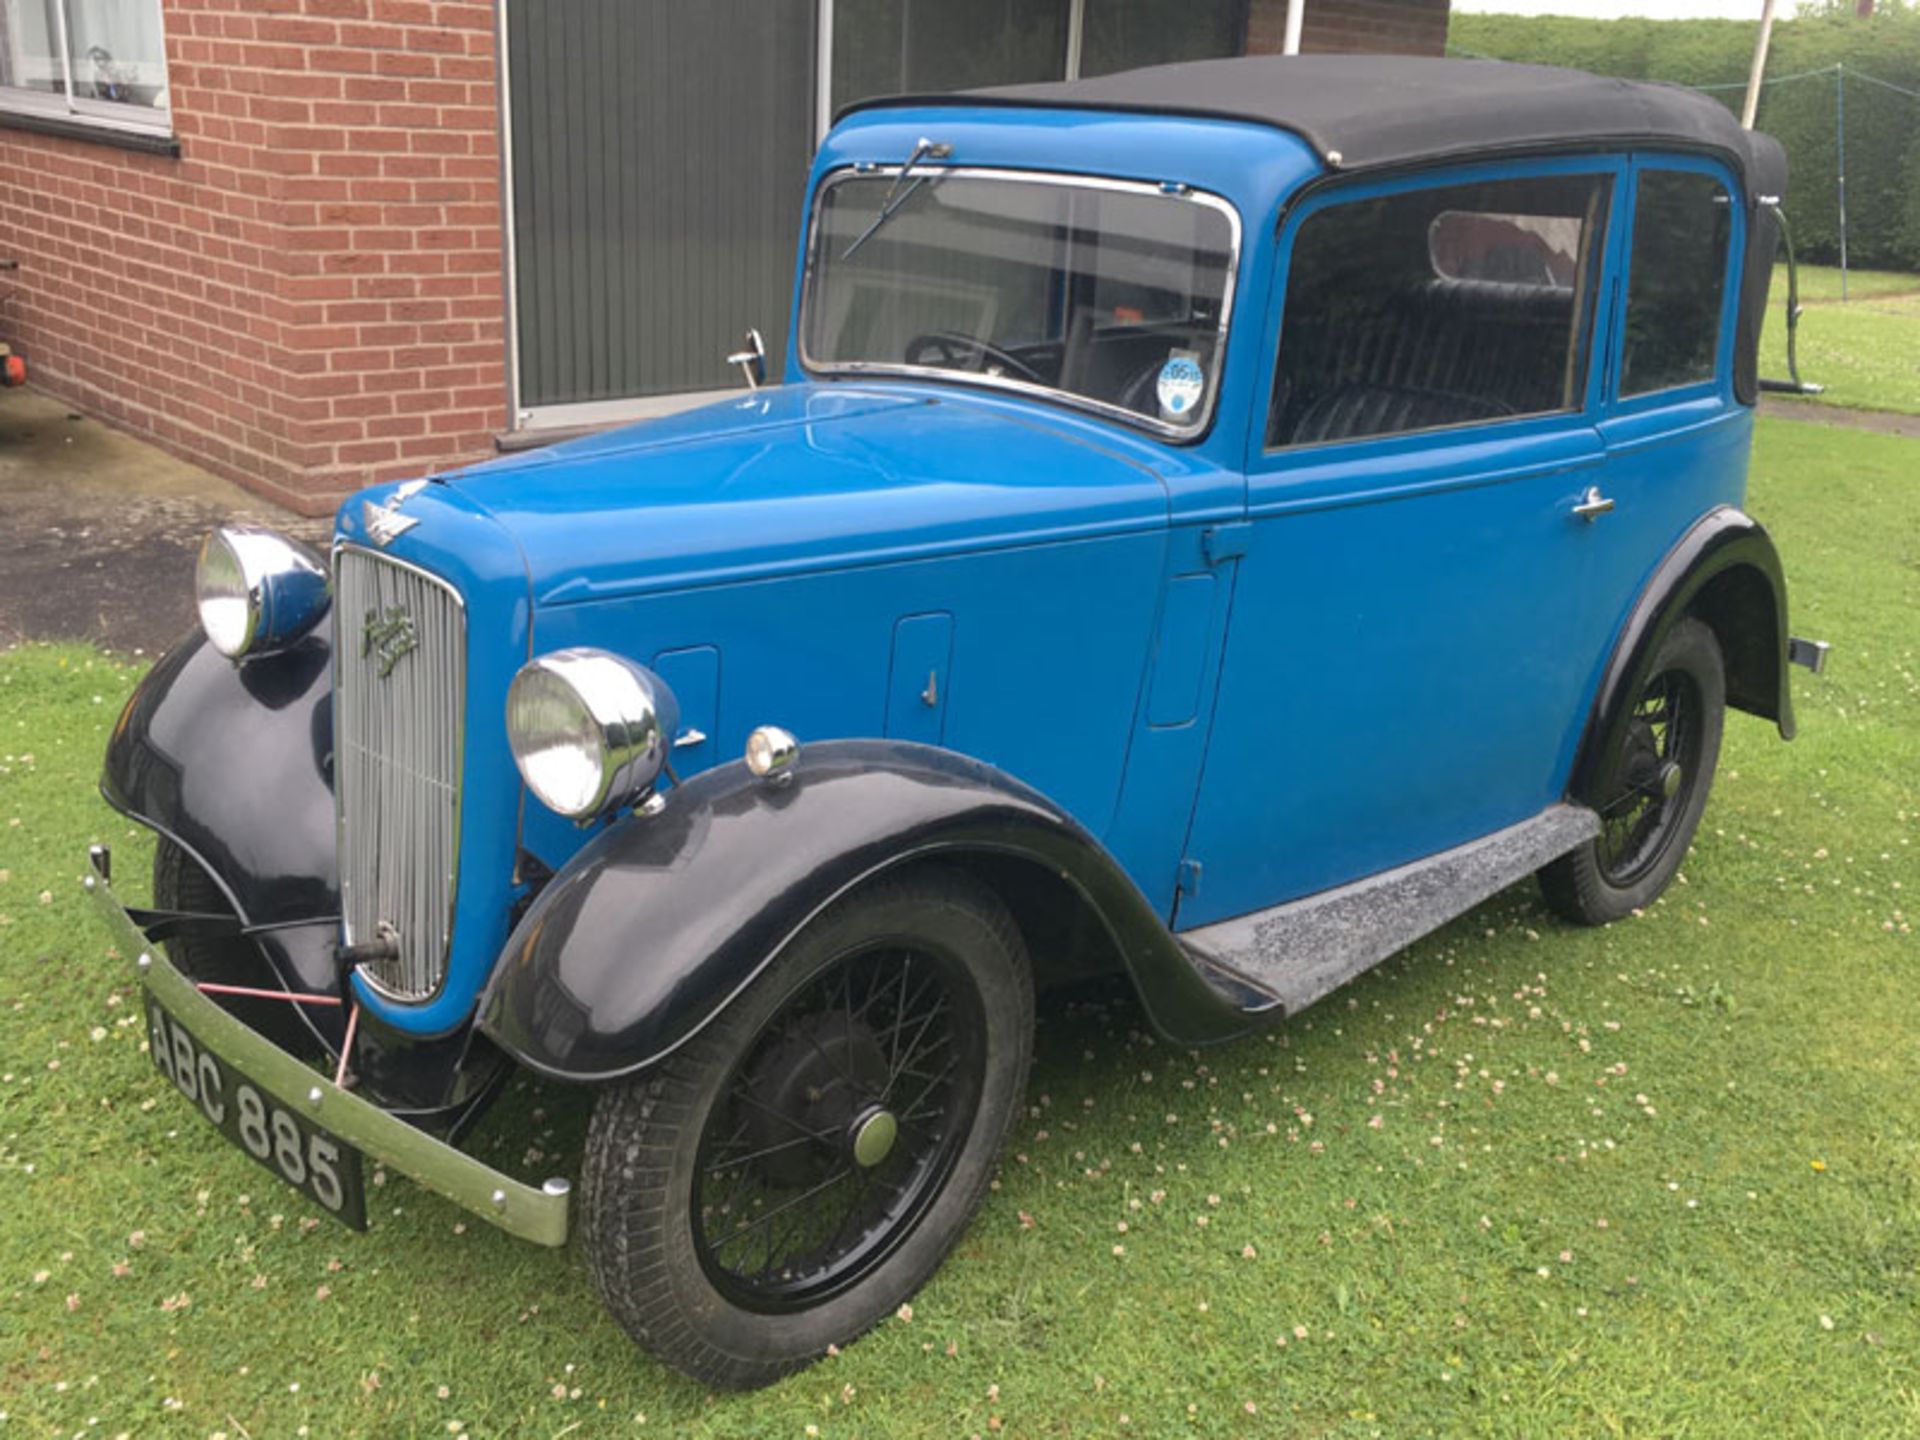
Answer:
[1178,804,1600,1019]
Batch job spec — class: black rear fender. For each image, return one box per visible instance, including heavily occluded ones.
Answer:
[1570,506,1793,805]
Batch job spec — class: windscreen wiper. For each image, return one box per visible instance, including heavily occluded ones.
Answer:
[841,137,952,261]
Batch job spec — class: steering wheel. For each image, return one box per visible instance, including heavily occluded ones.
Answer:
[904,331,1043,385]
[1116,358,1169,417]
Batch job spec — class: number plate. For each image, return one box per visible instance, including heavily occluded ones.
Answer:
[144,991,367,1230]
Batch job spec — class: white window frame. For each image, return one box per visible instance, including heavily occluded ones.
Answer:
[0,0,174,139]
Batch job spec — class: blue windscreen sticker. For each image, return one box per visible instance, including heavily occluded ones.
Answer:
[1156,354,1204,419]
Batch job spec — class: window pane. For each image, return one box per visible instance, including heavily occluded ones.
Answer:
[0,0,65,96]
[806,174,1235,429]
[1080,0,1243,79]
[1429,211,1583,286]
[1268,174,1610,448]
[833,0,1067,110]
[66,0,168,108]
[1621,171,1729,397]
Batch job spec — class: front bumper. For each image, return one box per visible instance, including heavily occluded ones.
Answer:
[83,845,571,1248]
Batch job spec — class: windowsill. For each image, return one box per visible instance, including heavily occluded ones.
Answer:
[0,105,178,156]
[495,421,608,454]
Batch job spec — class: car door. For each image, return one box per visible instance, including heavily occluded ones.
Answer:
[1174,157,1630,929]
[1590,155,1751,623]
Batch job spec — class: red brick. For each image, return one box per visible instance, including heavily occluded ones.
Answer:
[246,95,315,123]
[365,413,428,438]
[336,439,400,463]
[343,75,409,101]
[311,102,380,128]
[256,16,339,45]
[307,46,376,73]
[372,49,438,78]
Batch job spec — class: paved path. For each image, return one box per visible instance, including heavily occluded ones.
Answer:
[0,389,326,655]
[1760,395,1920,440]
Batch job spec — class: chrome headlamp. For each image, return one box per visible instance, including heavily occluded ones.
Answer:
[507,649,681,820]
[193,525,331,660]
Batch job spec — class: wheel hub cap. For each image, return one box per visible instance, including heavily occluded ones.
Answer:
[850,1106,898,1168]
[742,1015,889,1185]
[1659,760,1684,799]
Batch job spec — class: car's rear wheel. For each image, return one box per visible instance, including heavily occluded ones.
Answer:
[1540,616,1725,926]
[152,839,317,1054]
[580,866,1033,1389]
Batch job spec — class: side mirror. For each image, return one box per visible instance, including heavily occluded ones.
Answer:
[726,329,767,391]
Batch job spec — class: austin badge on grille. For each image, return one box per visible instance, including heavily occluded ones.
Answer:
[362,606,418,678]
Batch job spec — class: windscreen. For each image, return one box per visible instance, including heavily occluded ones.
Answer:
[804,171,1237,434]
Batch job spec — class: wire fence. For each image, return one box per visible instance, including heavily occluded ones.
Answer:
[1694,62,1920,297]
[1691,61,1920,102]
[1443,48,1920,295]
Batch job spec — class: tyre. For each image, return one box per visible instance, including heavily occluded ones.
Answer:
[580,866,1034,1389]
[1540,616,1725,926]
[152,839,317,1055]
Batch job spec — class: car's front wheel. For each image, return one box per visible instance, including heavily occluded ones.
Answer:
[580,866,1033,1389]
[1540,616,1725,925]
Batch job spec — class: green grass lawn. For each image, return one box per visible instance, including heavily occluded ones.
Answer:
[3,417,1916,1437]
[1761,263,1920,416]
[1769,262,1919,306]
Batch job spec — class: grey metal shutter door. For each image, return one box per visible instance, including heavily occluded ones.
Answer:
[507,0,817,411]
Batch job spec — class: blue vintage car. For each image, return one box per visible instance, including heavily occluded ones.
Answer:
[88,55,1829,1386]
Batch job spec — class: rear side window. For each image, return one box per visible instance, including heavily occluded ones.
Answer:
[1621,170,1732,396]
[1268,174,1610,448]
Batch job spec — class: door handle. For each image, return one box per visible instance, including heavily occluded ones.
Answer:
[1571,486,1616,521]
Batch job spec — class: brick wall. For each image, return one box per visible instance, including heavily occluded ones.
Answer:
[0,0,507,515]
[1246,0,1451,58]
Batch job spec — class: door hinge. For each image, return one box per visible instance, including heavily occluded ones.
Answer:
[1200,523,1252,567]
[1175,858,1203,897]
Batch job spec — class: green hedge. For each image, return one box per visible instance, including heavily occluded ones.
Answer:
[1448,12,1920,271]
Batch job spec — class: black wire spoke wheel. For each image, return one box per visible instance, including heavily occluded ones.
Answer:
[1594,669,1699,887]
[580,867,1033,1390]
[1539,616,1725,927]
[692,944,983,1311]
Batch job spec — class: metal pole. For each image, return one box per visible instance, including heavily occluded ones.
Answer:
[49,0,74,111]
[815,0,835,142]
[898,0,911,93]
[1284,0,1305,55]
[1836,62,1849,301]
[1741,0,1778,129]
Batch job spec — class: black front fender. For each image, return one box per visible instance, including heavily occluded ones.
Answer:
[476,741,1246,1083]
[1571,505,1794,805]
[101,627,341,1004]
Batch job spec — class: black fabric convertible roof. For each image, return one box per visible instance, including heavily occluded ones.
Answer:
[845,55,1784,191]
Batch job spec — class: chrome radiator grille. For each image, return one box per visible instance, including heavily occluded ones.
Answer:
[333,546,466,1001]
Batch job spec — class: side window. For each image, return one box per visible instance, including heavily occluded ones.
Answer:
[1620,169,1732,397]
[1267,174,1610,449]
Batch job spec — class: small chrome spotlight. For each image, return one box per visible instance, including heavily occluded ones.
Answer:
[744,725,799,783]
